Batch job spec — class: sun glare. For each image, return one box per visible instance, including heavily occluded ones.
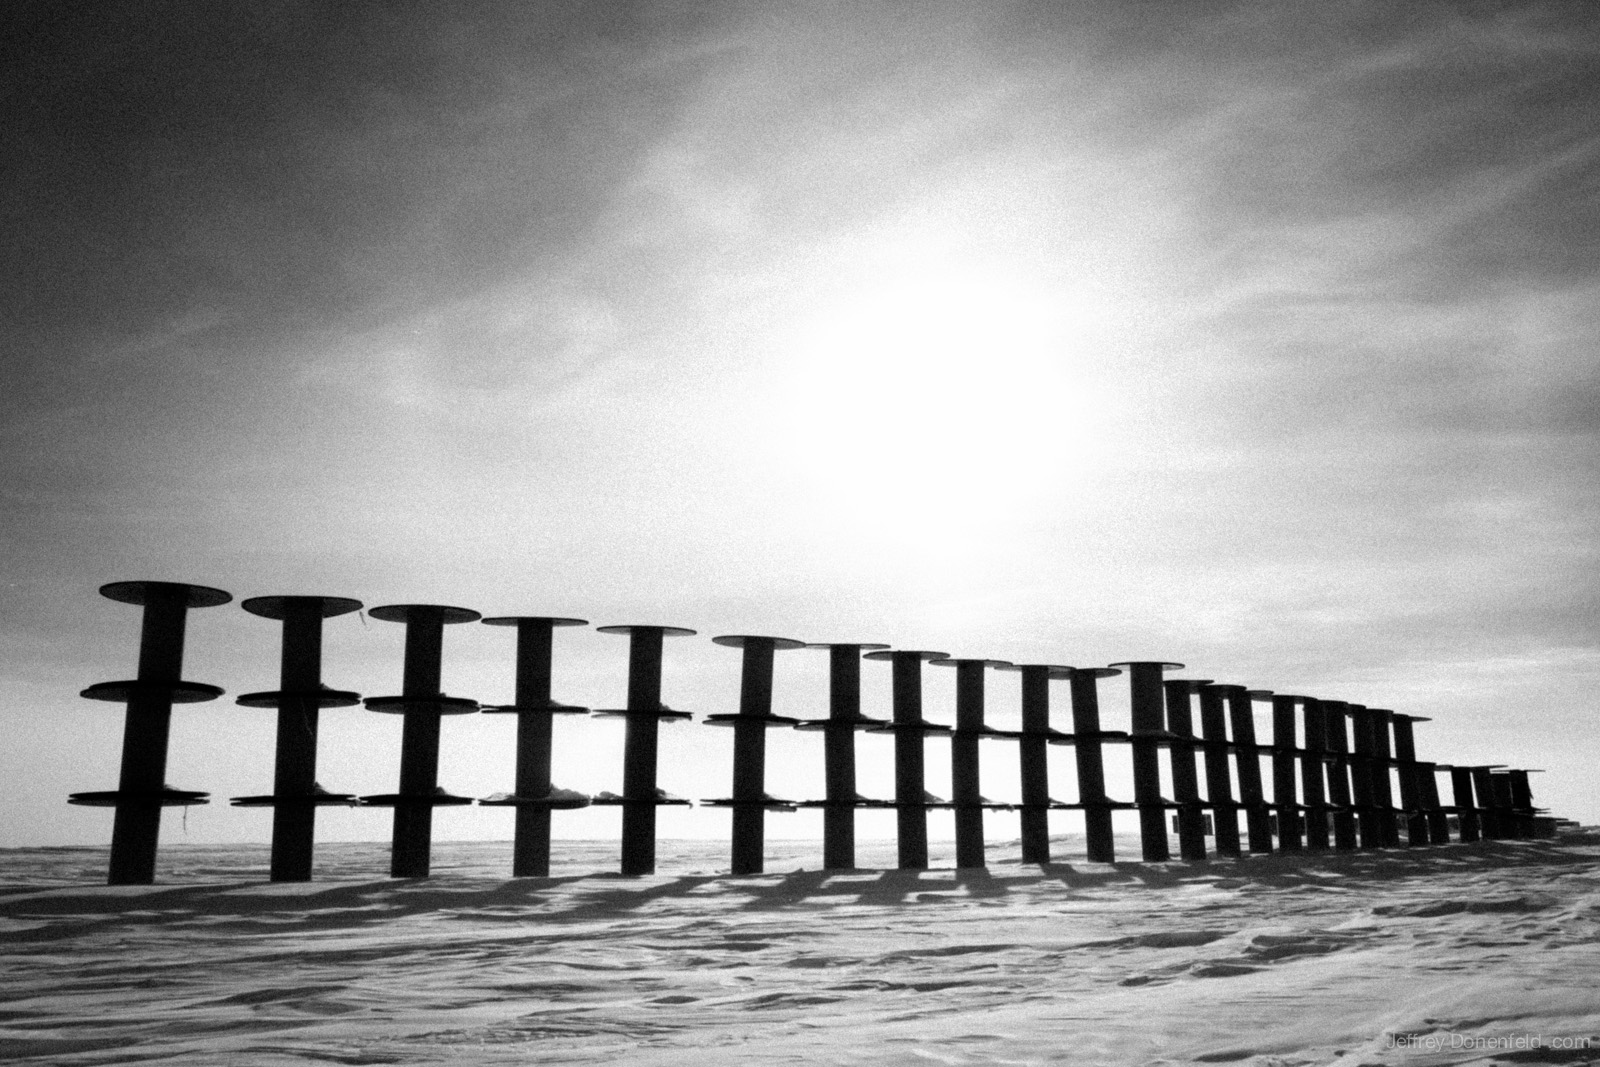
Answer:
[775,262,1114,559]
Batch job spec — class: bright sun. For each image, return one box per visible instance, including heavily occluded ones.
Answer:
[775,260,1114,559]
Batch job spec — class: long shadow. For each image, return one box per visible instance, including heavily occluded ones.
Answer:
[2,835,1593,936]
[1045,835,1600,893]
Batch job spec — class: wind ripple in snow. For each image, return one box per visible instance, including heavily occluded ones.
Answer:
[2,834,1598,1065]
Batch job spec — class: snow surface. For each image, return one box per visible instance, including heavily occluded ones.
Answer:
[2,832,1598,1066]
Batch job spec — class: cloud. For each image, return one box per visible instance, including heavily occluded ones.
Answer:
[2,2,735,360]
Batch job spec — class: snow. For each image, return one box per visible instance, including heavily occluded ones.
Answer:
[2,832,1598,1065]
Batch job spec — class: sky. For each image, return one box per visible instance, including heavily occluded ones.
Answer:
[2,0,1597,851]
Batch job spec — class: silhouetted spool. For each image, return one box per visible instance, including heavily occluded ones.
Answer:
[1163,678,1211,861]
[1418,762,1451,843]
[793,642,890,870]
[1507,769,1545,838]
[1367,708,1403,847]
[996,662,1072,864]
[1415,761,1449,843]
[230,594,362,882]
[1321,700,1360,850]
[1062,667,1127,863]
[1109,661,1181,862]
[703,635,806,875]
[1446,764,1482,842]
[479,615,591,878]
[864,649,949,870]
[1489,771,1520,838]
[1221,686,1271,854]
[1197,683,1242,857]
[1345,704,1383,849]
[932,657,1012,869]
[1467,765,1506,839]
[72,580,231,885]
[360,604,481,879]
[1264,693,1303,853]
[1298,697,1331,851]
[1504,769,1540,839]
[591,624,697,875]
[1388,712,1431,846]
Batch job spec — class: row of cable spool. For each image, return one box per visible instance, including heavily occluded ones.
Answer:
[68,581,1554,885]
